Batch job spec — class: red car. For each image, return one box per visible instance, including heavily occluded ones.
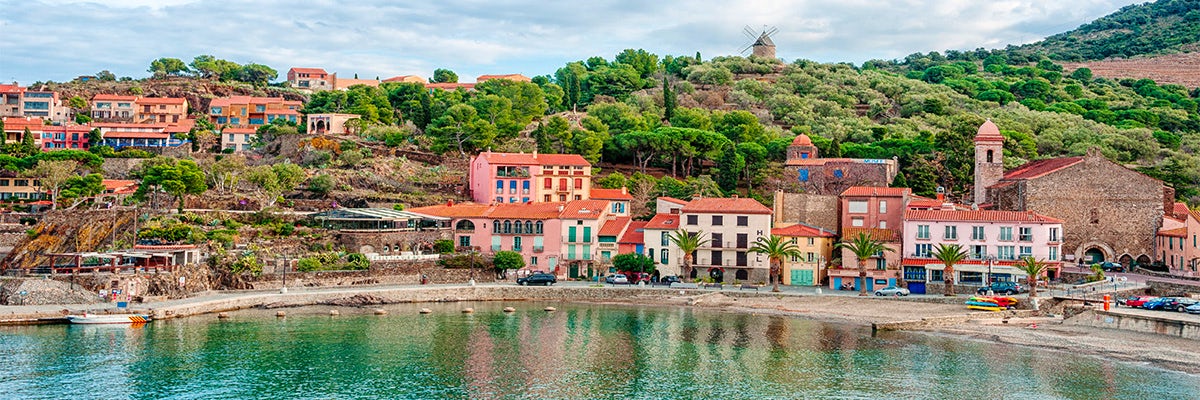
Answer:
[623,272,652,284]
[1121,296,1158,308]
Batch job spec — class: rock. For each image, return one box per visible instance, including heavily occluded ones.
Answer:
[217,312,230,319]
[373,309,388,315]
[544,306,557,312]
[276,311,286,318]
[320,294,389,307]
[0,278,101,305]
[462,308,474,313]
[503,307,516,313]
[419,308,432,314]
[329,310,340,316]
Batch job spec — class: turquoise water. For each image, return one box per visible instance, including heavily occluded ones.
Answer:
[1,302,1197,399]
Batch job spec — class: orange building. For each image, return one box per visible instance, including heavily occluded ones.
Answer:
[134,97,188,124]
[208,96,301,128]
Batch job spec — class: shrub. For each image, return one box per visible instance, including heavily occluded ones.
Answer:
[309,174,334,196]
[273,223,295,236]
[297,257,322,272]
[433,239,454,254]
[230,254,261,275]
[345,253,370,270]
[492,250,525,270]
[340,149,364,167]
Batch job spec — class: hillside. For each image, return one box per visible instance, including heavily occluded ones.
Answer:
[1004,0,1200,61]
[43,77,307,114]
[1061,52,1200,87]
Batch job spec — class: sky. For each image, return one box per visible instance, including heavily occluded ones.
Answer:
[0,0,1141,85]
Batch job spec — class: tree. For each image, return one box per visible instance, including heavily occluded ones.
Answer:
[26,159,79,210]
[205,153,247,193]
[1014,256,1049,299]
[662,76,677,121]
[20,127,37,156]
[238,63,277,86]
[716,144,744,192]
[0,118,5,146]
[308,174,334,196]
[193,130,217,153]
[615,48,659,81]
[245,162,306,209]
[95,70,116,81]
[431,68,458,83]
[190,55,242,80]
[835,232,893,296]
[492,250,523,279]
[668,229,707,282]
[427,104,497,156]
[931,243,969,297]
[148,57,189,76]
[612,253,656,274]
[749,234,802,292]
[86,128,102,148]
[59,173,105,208]
[134,158,208,213]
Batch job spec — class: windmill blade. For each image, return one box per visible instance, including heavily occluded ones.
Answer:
[740,44,754,54]
[743,26,757,39]
[766,26,779,37]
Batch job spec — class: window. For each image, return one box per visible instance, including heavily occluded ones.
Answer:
[929,269,943,282]
[514,221,524,234]
[736,233,749,248]
[944,226,958,240]
[1049,227,1060,242]
[531,257,538,266]
[1048,247,1058,261]
[509,180,518,194]
[972,226,985,241]
[875,258,886,270]
[960,271,983,284]
[1019,246,1033,257]
[503,221,512,234]
[798,169,809,182]
[687,215,698,225]
[737,216,748,226]
[971,245,986,260]
[536,221,543,234]
[986,149,994,163]
[544,178,552,189]
[1018,227,1033,242]
[807,238,815,245]
[569,226,577,242]
[917,225,930,239]
[879,201,887,213]
[711,250,722,266]
[999,227,1013,241]
[712,216,723,226]
[833,169,844,178]
[997,246,1016,260]
[583,227,592,242]
[459,236,471,247]
[848,200,868,213]
[879,221,887,229]
[661,232,669,246]
[851,218,864,227]
[661,248,669,264]
[513,236,523,251]
[914,243,932,257]
[574,178,583,189]
[522,181,530,194]
[711,233,723,248]
[736,251,747,266]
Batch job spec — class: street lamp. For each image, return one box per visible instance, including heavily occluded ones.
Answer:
[986,255,997,286]
[280,254,289,294]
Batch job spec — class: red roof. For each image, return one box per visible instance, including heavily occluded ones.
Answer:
[425,82,475,91]
[383,75,424,83]
[92,122,169,129]
[476,74,531,82]
[842,227,897,241]
[590,188,632,200]
[101,131,170,139]
[92,94,137,101]
[209,96,289,108]
[136,97,186,105]
[408,202,493,218]
[785,158,893,167]
[0,84,25,93]
[660,197,688,205]
[998,157,1084,181]
[487,202,565,219]
[791,134,813,146]
[2,117,46,132]
[133,244,198,250]
[1173,202,1190,218]
[906,195,944,209]
[619,221,647,244]
[681,197,771,214]
[164,119,195,133]
[904,209,1063,223]
[841,186,910,198]
[102,179,137,193]
[599,216,632,237]
[559,200,608,219]
[475,151,590,166]
[289,67,328,75]
[772,223,836,237]
[1159,226,1188,237]
[644,213,680,230]
[222,127,257,134]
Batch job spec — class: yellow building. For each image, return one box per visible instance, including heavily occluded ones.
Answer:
[773,223,836,286]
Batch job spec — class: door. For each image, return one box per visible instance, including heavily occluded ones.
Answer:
[790,269,814,286]
[907,281,926,294]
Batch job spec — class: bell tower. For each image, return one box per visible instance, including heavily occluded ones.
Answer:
[973,119,1004,205]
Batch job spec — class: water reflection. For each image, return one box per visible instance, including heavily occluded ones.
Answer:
[0,303,1196,400]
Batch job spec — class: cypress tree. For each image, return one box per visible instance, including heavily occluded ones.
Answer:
[717,144,744,193]
[0,118,5,146]
[662,76,676,122]
[892,171,909,188]
[828,137,843,158]
[21,127,36,154]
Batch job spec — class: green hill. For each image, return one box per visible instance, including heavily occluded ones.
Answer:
[1010,0,1200,61]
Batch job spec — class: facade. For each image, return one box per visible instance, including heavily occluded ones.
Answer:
[0,84,67,122]
[40,124,91,150]
[644,196,773,283]
[90,94,137,120]
[829,186,911,291]
[773,223,836,286]
[981,135,1171,268]
[221,127,257,151]
[1155,209,1200,277]
[901,207,1065,294]
[94,122,183,149]
[0,176,43,200]
[786,134,898,195]
[557,200,610,277]
[307,113,361,135]
[772,190,839,235]
[468,151,592,204]
[2,116,46,145]
[618,221,647,255]
[383,75,425,84]
[287,68,332,91]
[209,96,302,129]
[134,97,188,124]
[331,75,381,91]
[476,74,532,83]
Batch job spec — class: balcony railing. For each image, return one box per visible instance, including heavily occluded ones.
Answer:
[533,246,544,253]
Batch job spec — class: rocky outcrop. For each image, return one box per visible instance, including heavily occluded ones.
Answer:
[0,278,100,305]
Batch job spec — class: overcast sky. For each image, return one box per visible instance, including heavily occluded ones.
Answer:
[0,0,1139,85]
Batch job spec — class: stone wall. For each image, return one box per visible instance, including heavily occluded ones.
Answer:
[1146,279,1200,296]
[990,152,1165,264]
[1065,309,1200,339]
[101,158,149,179]
[925,282,983,295]
[795,160,895,196]
[773,191,839,233]
[336,230,451,255]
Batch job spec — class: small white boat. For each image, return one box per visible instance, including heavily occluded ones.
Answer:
[66,313,152,324]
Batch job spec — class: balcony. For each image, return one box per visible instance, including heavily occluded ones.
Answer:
[533,246,544,253]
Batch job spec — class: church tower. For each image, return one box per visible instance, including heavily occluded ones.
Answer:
[973,119,1005,205]
[787,134,818,160]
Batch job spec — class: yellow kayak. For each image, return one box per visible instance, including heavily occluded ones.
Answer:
[967,305,1004,312]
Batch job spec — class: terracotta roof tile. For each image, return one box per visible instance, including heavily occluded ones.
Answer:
[407,202,493,218]
[681,197,771,214]
[383,75,425,83]
[476,151,590,166]
[791,134,813,146]
[772,223,836,237]
[476,74,531,82]
[999,157,1084,181]
[1159,227,1188,237]
[974,119,1004,143]
[92,94,137,101]
[599,216,632,237]
[135,97,186,105]
[644,213,680,230]
[619,221,647,244]
[559,200,608,219]
[590,188,632,200]
[904,209,1063,223]
[842,227,897,241]
[840,186,910,197]
[289,67,328,75]
[659,197,688,205]
[902,258,1060,267]
[488,202,565,219]
[221,127,257,134]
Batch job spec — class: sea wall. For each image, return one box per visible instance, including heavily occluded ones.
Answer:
[1064,308,1200,339]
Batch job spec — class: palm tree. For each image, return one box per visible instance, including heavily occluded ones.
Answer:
[1014,256,1048,298]
[835,232,893,296]
[749,234,803,292]
[668,229,707,282]
[931,243,969,297]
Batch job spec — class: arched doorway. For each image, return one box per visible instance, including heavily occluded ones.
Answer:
[315,120,327,134]
[1083,248,1105,264]
[735,269,749,281]
[1118,254,1133,268]
[1136,254,1152,268]
[708,268,724,283]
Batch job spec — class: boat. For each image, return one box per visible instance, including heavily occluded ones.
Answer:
[66,313,152,324]
[967,304,1005,311]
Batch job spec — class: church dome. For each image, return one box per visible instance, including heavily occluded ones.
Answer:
[975,119,1003,142]
[791,134,813,146]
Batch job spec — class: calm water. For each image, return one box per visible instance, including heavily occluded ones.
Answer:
[1,302,1197,400]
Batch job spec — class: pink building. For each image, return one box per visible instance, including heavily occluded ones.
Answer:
[1156,207,1200,277]
[468,151,591,204]
[901,206,1064,294]
[409,201,569,276]
[830,186,910,291]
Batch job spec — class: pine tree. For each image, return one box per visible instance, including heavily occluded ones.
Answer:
[695,51,702,62]
[662,76,676,122]
[892,171,909,188]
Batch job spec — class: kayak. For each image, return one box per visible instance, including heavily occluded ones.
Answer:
[967,305,1004,311]
[966,300,1001,307]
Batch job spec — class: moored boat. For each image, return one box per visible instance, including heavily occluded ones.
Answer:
[66,313,152,324]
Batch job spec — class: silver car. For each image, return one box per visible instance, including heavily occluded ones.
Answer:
[874,286,910,296]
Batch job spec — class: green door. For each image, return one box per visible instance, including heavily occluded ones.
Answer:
[791,269,814,286]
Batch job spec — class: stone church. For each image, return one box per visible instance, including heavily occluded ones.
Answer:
[786,134,898,196]
[973,120,1172,267]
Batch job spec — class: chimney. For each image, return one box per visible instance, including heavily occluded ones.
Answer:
[941,202,956,211]
[533,150,537,158]
[557,204,565,212]
[692,193,702,200]
[936,193,944,202]
[446,199,454,207]
[731,194,739,199]
[621,186,627,195]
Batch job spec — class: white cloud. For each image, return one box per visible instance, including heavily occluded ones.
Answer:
[0,0,1138,84]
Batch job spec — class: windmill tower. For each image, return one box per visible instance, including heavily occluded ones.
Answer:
[741,25,778,59]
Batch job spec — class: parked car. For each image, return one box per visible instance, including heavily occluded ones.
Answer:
[624,272,652,284]
[605,273,629,284]
[657,275,682,286]
[1120,296,1158,308]
[1186,303,1200,314]
[976,281,1025,295]
[516,273,556,286]
[1165,297,1199,312]
[874,286,910,296]
[1095,261,1125,273]
[1142,297,1176,311]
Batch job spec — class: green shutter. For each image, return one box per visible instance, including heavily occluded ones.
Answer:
[583,227,592,242]
[569,226,577,242]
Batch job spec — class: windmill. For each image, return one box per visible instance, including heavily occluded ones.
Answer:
[740,25,778,59]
